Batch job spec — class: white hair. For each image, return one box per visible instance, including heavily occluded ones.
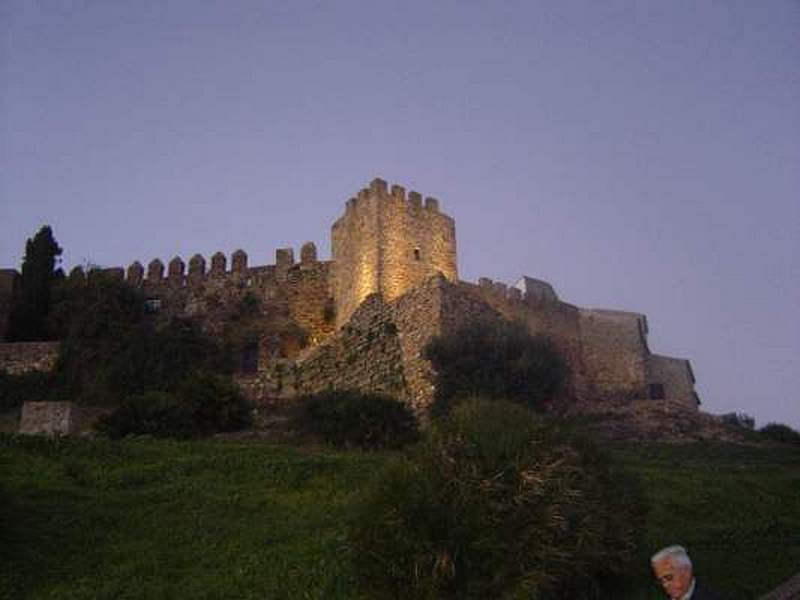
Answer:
[651,545,693,569]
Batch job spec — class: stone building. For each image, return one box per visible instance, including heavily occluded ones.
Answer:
[0,177,700,414]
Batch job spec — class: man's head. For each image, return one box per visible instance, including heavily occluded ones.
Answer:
[651,545,694,599]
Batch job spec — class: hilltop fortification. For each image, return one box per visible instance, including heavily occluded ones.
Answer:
[0,177,699,415]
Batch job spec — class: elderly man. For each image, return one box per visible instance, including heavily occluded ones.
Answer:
[651,545,722,600]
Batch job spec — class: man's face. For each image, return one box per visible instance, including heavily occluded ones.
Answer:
[652,557,692,599]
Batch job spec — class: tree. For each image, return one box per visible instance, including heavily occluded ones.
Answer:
[8,226,63,341]
[424,317,568,417]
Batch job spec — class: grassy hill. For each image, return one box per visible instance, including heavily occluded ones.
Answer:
[1,434,798,599]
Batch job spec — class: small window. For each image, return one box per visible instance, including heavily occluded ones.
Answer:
[144,298,162,313]
[413,247,421,261]
[241,343,259,374]
[648,383,665,400]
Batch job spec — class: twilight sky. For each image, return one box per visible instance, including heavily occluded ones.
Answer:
[1,1,798,429]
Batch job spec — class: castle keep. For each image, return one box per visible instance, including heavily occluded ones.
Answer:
[0,177,699,414]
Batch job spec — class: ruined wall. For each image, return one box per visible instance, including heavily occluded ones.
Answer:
[331,178,457,327]
[291,294,407,399]
[0,269,20,341]
[19,401,78,435]
[0,342,59,375]
[647,354,698,407]
[577,309,650,400]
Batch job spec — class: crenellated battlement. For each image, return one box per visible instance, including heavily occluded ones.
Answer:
[0,175,701,416]
[104,244,327,289]
[341,178,442,221]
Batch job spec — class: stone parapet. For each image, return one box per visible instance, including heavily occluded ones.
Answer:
[19,401,78,435]
[0,342,59,375]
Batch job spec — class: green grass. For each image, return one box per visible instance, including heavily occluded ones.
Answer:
[1,435,798,599]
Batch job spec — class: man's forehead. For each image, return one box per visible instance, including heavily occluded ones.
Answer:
[654,557,679,572]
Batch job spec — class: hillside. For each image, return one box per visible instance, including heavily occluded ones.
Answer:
[1,434,798,599]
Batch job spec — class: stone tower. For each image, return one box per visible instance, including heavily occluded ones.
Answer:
[331,178,458,327]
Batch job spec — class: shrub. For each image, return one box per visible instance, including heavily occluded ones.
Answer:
[292,390,419,450]
[349,400,646,599]
[759,422,800,445]
[97,373,252,439]
[97,391,190,439]
[177,371,252,436]
[424,317,568,417]
[0,370,54,412]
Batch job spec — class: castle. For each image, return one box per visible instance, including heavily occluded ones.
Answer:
[0,177,699,415]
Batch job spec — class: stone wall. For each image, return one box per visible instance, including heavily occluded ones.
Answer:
[577,309,650,400]
[19,401,78,435]
[647,354,698,407]
[291,294,407,400]
[89,244,337,371]
[331,178,458,328]
[0,342,60,375]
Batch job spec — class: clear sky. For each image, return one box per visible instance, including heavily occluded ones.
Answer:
[1,1,798,428]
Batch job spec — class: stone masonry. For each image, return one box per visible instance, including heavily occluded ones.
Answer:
[1,176,700,419]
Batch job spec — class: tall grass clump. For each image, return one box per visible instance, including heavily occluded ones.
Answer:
[292,390,419,450]
[349,400,646,599]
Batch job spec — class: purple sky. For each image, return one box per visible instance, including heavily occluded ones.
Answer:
[2,1,798,429]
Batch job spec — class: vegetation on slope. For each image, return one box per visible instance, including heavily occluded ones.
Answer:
[1,433,798,599]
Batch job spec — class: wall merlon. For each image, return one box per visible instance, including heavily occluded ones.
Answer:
[424,197,439,212]
[210,252,226,275]
[168,256,185,280]
[370,178,388,194]
[478,277,494,288]
[408,191,422,209]
[346,197,357,212]
[147,259,164,282]
[127,262,144,286]
[232,249,248,273]
[300,242,318,264]
[391,184,406,201]
[188,254,206,280]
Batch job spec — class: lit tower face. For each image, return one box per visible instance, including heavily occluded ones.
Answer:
[331,178,458,327]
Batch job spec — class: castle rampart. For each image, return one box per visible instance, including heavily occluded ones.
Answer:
[1,176,700,417]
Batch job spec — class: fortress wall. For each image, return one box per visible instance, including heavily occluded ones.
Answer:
[647,354,698,407]
[285,259,335,345]
[291,294,407,400]
[0,342,59,375]
[578,309,649,400]
[331,178,457,328]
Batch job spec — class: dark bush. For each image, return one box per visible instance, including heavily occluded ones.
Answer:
[0,370,55,412]
[177,371,252,436]
[107,318,232,398]
[425,317,568,417]
[96,391,190,439]
[759,422,800,445]
[349,400,646,599]
[293,390,419,450]
[97,373,252,439]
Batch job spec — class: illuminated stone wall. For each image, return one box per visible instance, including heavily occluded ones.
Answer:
[331,178,457,328]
